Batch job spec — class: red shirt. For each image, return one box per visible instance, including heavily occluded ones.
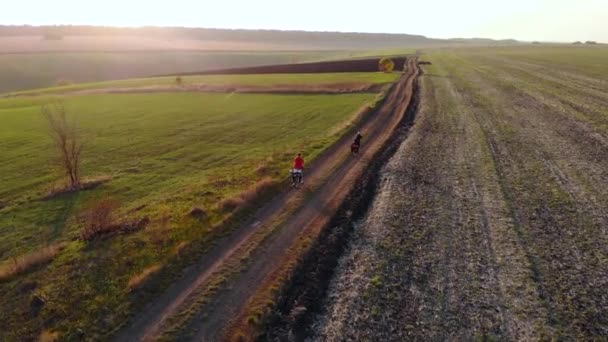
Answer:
[294,156,304,169]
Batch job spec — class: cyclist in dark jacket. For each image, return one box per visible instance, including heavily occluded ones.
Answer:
[354,131,363,146]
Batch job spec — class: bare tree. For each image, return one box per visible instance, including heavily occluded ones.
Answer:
[42,101,83,190]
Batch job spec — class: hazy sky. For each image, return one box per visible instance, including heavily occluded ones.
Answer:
[2,0,607,42]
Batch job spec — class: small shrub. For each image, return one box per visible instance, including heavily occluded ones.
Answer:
[79,198,119,241]
[379,57,395,72]
[175,76,183,85]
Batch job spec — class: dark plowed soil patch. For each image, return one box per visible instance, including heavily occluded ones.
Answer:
[259,67,421,341]
[174,57,408,76]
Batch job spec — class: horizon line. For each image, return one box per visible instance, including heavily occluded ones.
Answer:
[0,24,605,44]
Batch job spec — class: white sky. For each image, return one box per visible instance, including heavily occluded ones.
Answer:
[2,0,607,42]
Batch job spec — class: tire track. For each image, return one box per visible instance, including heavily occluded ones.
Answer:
[447,53,608,338]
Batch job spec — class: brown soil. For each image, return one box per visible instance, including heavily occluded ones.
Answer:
[310,52,608,341]
[113,57,420,341]
[175,57,408,76]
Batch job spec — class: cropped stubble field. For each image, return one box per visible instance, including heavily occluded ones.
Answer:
[0,72,392,340]
[316,46,608,340]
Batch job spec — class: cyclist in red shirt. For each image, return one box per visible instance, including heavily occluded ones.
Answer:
[292,153,304,185]
[294,153,304,170]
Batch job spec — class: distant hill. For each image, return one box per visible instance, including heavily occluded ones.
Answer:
[0,25,525,93]
[0,25,523,52]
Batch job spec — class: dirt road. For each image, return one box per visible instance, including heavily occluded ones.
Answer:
[114,57,420,341]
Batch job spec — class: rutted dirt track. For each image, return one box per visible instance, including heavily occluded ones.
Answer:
[309,51,608,341]
[114,57,420,341]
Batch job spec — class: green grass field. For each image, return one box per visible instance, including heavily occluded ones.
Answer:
[0,70,386,339]
[1,91,377,254]
[9,72,399,96]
